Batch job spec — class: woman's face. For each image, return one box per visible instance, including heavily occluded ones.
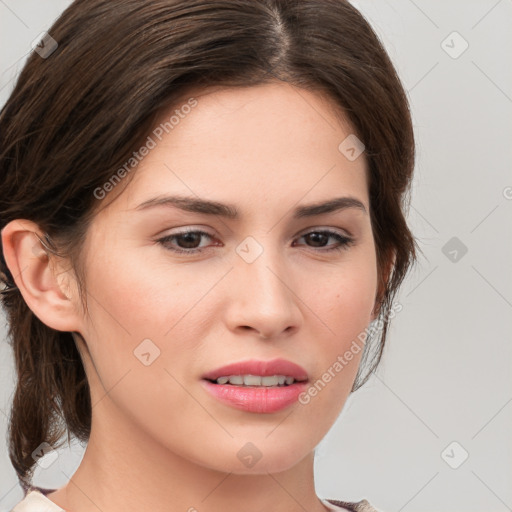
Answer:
[74,82,379,474]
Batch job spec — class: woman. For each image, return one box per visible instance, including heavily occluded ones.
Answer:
[0,1,417,511]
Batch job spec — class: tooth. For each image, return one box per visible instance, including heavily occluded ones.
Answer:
[215,374,297,386]
[243,375,262,386]
[261,376,279,386]
[228,375,244,385]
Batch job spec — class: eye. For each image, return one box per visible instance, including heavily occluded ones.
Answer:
[156,228,355,255]
[293,229,355,252]
[157,229,216,254]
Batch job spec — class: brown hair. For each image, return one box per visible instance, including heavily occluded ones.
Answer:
[0,0,417,492]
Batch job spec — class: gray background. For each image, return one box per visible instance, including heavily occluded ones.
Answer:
[1,1,511,511]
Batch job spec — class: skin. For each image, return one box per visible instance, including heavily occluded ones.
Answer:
[2,81,386,512]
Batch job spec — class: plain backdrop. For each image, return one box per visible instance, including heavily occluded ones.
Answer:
[1,1,511,511]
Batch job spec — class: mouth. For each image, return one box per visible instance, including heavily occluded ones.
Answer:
[200,358,309,413]
[204,374,307,387]
[201,358,309,386]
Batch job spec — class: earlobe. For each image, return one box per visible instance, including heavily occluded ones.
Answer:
[1,219,82,332]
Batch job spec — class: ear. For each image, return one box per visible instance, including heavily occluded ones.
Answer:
[1,219,83,332]
[370,248,396,322]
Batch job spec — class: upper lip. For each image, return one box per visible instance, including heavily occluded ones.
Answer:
[202,358,309,382]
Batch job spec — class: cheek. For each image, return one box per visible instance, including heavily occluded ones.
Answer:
[79,246,220,393]
[296,264,376,424]
[312,256,378,333]
[83,247,200,339]
[78,252,205,428]
[301,253,378,389]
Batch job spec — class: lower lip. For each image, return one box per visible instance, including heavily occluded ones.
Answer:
[201,379,309,413]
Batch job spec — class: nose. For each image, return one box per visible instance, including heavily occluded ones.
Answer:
[224,243,303,340]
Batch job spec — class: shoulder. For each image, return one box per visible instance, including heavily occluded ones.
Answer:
[324,498,383,512]
[10,489,63,512]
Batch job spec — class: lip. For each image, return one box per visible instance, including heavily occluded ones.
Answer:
[201,379,309,413]
[200,358,309,414]
[201,358,309,382]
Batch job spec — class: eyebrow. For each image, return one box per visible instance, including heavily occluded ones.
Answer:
[134,194,367,219]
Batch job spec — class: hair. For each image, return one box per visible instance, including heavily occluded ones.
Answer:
[0,0,418,492]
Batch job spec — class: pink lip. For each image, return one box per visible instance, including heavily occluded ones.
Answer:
[201,379,308,413]
[201,358,309,381]
[201,358,309,414]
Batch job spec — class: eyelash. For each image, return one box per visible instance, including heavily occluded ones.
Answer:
[156,228,355,255]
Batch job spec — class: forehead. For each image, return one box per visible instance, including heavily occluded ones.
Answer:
[98,82,369,216]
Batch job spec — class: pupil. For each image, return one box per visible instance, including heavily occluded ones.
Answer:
[307,232,327,247]
[180,233,200,248]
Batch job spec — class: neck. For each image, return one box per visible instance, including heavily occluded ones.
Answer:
[47,394,330,512]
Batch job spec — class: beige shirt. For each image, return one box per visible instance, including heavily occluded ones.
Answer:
[11,489,381,512]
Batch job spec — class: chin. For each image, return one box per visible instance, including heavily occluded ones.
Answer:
[196,435,316,475]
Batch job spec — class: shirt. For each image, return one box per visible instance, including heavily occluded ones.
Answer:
[11,486,381,512]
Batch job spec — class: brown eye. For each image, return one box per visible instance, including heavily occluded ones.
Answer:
[157,230,214,254]
[294,230,355,252]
